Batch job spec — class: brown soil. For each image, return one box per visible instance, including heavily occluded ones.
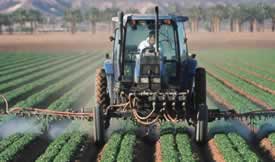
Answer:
[187,32,275,51]
[0,32,275,52]
[96,144,106,162]
[208,139,226,162]
[207,70,273,110]
[154,140,162,162]
[134,138,155,162]
[260,138,275,160]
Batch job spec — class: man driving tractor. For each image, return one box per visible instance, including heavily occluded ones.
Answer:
[138,31,156,53]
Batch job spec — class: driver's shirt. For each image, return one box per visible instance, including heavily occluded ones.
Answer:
[138,37,156,54]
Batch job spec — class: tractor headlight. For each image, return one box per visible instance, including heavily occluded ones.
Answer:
[140,77,149,83]
[140,77,160,83]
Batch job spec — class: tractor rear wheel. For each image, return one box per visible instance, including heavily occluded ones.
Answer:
[194,68,208,145]
[93,68,109,145]
[95,68,109,111]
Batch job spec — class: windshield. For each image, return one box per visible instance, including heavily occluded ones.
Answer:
[125,20,176,61]
[123,20,178,81]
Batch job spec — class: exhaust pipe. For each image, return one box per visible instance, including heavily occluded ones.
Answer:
[155,6,159,54]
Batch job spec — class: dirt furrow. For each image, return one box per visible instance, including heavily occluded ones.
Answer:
[260,138,275,159]
[208,139,226,162]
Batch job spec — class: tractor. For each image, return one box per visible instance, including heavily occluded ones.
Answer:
[94,7,208,144]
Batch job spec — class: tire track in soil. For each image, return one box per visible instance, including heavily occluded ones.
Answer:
[207,87,274,161]
[77,141,99,162]
[134,137,155,162]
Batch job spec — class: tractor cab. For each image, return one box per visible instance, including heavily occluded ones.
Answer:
[110,14,190,91]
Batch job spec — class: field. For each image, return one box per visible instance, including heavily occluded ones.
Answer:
[0,32,274,162]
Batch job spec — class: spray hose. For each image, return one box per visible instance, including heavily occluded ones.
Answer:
[0,94,9,114]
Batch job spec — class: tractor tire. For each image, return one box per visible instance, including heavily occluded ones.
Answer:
[194,68,208,145]
[95,68,109,112]
[93,105,104,145]
[95,68,111,129]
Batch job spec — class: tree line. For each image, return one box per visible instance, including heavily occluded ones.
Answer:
[0,3,275,34]
[176,3,275,32]
[0,9,43,34]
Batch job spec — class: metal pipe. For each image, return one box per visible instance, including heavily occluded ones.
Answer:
[155,6,159,54]
[119,12,124,77]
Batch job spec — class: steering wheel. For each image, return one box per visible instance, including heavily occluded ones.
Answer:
[141,47,156,55]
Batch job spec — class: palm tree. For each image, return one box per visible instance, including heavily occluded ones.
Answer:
[102,7,120,32]
[125,8,140,14]
[187,6,203,32]
[26,9,43,33]
[13,9,28,32]
[86,7,100,34]
[227,5,247,32]
[255,3,268,32]
[207,5,227,32]
[265,5,275,32]
[64,9,83,34]
[0,14,5,34]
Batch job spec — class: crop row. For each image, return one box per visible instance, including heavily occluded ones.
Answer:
[0,54,61,76]
[223,63,275,90]
[0,54,79,85]
[203,62,275,108]
[48,75,94,110]
[0,54,100,107]
[158,123,197,162]
[0,133,38,162]
[207,74,261,112]
[214,64,275,95]
[14,57,96,108]
[0,54,83,93]
[0,54,43,71]
[213,133,260,162]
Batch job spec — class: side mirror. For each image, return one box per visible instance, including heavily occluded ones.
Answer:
[109,36,115,42]
[184,38,188,43]
[105,53,111,59]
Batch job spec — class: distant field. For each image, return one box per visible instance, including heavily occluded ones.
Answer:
[0,39,275,161]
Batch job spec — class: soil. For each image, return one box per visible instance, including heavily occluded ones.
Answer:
[154,141,162,162]
[134,138,155,162]
[260,138,275,160]
[13,135,50,162]
[0,32,275,52]
[208,139,226,162]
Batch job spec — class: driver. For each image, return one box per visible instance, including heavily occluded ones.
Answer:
[138,31,156,54]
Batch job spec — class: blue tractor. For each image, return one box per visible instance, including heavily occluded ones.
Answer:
[94,7,208,145]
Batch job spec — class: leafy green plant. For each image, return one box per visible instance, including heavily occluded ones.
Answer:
[100,132,124,162]
[176,133,196,162]
[116,133,136,162]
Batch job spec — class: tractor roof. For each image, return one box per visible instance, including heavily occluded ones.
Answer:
[112,14,189,24]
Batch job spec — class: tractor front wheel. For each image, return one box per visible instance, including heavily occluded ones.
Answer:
[194,68,208,145]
